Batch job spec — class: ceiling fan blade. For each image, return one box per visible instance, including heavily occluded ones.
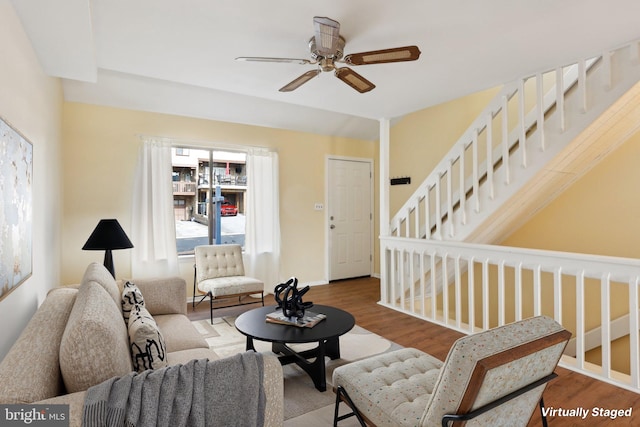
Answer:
[313,16,341,55]
[343,45,421,65]
[334,67,375,93]
[279,69,321,92]
[236,56,312,65]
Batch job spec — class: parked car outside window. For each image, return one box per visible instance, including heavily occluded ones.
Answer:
[220,200,238,216]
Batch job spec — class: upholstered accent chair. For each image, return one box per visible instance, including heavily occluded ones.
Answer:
[333,316,571,427]
[193,244,264,323]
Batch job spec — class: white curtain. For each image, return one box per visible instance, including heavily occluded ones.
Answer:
[131,138,179,278]
[245,149,281,289]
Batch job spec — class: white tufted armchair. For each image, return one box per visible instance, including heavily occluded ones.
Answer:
[332,316,571,427]
[193,244,264,323]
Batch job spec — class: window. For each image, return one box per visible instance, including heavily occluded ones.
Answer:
[171,147,247,255]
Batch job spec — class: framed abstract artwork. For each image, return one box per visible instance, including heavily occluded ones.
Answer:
[0,117,33,301]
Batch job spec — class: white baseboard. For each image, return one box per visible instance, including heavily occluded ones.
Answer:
[302,280,329,287]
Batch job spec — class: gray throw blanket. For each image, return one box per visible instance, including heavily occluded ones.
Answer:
[83,352,265,427]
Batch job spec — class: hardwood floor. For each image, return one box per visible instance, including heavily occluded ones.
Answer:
[187,277,640,426]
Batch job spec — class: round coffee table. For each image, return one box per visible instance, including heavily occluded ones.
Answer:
[235,305,355,392]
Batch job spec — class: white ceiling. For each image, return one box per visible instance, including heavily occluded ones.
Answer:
[10,0,640,140]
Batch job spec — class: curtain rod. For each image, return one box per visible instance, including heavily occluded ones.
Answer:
[135,134,277,153]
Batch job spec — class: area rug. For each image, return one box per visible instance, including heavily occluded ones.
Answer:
[191,317,403,422]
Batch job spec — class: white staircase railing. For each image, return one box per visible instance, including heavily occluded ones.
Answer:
[380,38,640,394]
[390,39,640,246]
[380,236,640,394]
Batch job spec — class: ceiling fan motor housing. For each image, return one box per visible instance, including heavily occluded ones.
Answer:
[309,36,345,65]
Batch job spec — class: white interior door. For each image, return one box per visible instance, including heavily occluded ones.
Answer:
[328,158,372,281]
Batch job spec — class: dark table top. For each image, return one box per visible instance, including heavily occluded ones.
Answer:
[235,305,355,344]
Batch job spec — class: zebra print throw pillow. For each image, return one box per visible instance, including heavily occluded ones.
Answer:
[127,304,167,372]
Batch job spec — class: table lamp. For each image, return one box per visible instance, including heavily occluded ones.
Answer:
[82,219,134,278]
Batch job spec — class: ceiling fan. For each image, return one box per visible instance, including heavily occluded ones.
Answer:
[236,16,421,93]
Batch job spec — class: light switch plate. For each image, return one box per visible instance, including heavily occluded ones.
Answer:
[314,203,324,211]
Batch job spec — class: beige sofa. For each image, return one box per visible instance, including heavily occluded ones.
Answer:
[0,262,283,426]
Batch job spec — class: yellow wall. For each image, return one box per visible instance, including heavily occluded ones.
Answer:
[61,103,376,291]
[0,2,63,360]
[501,132,640,259]
[499,128,640,374]
[389,87,500,217]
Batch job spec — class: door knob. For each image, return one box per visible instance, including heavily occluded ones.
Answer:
[330,225,336,229]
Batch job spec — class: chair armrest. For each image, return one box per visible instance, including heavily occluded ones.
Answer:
[133,277,187,316]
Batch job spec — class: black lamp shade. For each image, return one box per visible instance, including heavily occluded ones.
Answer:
[82,219,133,277]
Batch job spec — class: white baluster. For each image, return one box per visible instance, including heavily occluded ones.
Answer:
[486,113,494,200]
[498,260,506,326]
[435,179,442,239]
[515,262,523,321]
[399,249,406,310]
[455,255,462,329]
[472,130,480,213]
[630,277,640,388]
[414,200,420,239]
[442,254,449,324]
[459,148,466,225]
[468,256,476,332]
[447,161,454,237]
[518,79,527,168]
[390,247,396,306]
[579,59,587,113]
[430,251,437,319]
[576,271,585,369]
[554,267,563,324]
[556,67,565,132]
[536,73,545,152]
[601,274,611,377]
[482,259,490,330]
[533,265,542,316]
[502,95,510,184]
[425,186,431,239]
[420,251,426,317]
[409,249,415,314]
[404,210,410,238]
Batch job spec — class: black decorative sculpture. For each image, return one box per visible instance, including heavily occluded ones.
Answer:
[274,277,313,319]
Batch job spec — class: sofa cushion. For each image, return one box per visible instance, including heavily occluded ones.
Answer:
[0,288,78,404]
[198,276,264,298]
[81,261,121,308]
[332,348,443,427]
[128,305,168,372]
[154,314,209,352]
[121,281,145,323]
[60,281,133,393]
[166,348,220,365]
[132,277,188,316]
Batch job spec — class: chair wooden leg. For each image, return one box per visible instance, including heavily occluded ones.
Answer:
[334,386,367,427]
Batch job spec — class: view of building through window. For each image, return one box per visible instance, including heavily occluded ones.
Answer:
[172,147,247,255]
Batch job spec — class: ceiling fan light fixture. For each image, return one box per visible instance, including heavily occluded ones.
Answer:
[313,16,341,54]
